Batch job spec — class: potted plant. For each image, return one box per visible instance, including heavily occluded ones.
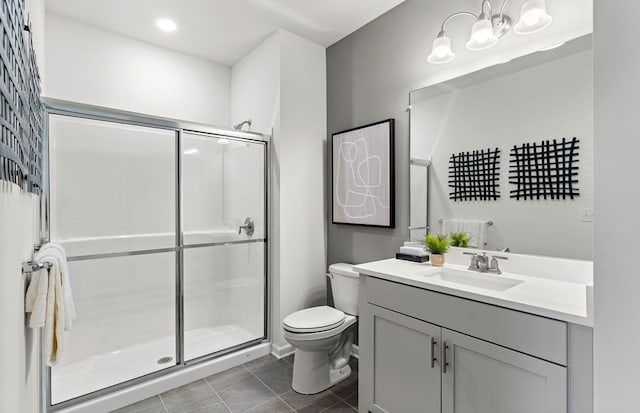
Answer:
[450,231,470,248]
[423,233,450,266]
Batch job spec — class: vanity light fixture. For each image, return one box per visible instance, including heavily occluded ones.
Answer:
[427,0,552,64]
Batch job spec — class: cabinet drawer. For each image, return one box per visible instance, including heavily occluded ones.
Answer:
[365,275,567,365]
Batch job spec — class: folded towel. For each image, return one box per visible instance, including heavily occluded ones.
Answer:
[441,219,489,248]
[399,246,428,257]
[442,219,463,236]
[25,242,76,366]
[460,219,488,248]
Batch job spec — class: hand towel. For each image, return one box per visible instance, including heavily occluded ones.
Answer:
[25,242,76,366]
[441,219,463,236]
[461,219,489,248]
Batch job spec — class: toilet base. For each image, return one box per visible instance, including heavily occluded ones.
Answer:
[291,348,352,395]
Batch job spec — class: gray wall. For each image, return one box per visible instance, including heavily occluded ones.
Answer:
[327,0,426,265]
[326,0,592,266]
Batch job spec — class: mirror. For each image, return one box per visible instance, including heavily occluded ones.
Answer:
[409,35,593,260]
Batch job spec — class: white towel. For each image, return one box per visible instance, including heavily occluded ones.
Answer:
[441,219,463,236]
[460,219,488,248]
[25,242,76,366]
[441,218,489,248]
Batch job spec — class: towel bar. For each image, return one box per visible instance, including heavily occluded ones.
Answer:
[438,219,494,226]
[22,260,53,274]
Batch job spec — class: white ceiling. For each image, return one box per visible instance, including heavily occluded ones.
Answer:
[45,0,407,66]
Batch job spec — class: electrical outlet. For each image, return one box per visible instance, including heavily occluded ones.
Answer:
[580,208,594,222]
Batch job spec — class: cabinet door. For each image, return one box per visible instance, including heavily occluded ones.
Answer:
[363,304,441,413]
[442,329,567,413]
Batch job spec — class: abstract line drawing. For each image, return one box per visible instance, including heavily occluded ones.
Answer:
[332,119,395,228]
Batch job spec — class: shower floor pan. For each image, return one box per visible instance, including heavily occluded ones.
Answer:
[51,324,258,405]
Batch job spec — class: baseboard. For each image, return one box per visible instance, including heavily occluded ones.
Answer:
[271,342,294,359]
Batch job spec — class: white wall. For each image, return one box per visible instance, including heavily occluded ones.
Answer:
[230,33,280,134]
[231,30,327,350]
[412,50,593,259]
[0,183,41,413]
[45,13,230,126]
[593,1,640,411]
[0,0,45,412]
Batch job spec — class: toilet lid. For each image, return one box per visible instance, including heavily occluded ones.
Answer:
[283,306,345,333]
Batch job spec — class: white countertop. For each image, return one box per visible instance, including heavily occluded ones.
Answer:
[354,258,593,327]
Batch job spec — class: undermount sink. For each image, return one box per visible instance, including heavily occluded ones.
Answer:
[425,268,524,292]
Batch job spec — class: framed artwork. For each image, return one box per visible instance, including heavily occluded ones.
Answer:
[332,119,395,228]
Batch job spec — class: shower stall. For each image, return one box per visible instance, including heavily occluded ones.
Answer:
[41,100,269,410]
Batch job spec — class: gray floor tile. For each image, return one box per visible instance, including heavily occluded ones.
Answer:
[280,389,340,413]
[246,356,293,395]
[348,358,358,375]
[168,395,229,413]
[319,400,357,413]
[216,374,275,412]
[110,396,166,413]
[283,354,295,366]
[243,355,280,371]
[160,380,215,411]
[206,365,255,392]
[329,371,358,400]
[243,397,293,413]
[343,392,358,409]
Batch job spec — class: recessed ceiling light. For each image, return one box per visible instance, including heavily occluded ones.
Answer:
[156,18,177,33]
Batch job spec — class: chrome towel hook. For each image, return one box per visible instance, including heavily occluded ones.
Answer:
[22,260,53,274]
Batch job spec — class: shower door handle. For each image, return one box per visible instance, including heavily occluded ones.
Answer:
[238,217,255,236]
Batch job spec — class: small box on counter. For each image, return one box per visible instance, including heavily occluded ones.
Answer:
[396,253,430,263]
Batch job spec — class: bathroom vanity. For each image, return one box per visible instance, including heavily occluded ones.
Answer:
[355,249,593,413]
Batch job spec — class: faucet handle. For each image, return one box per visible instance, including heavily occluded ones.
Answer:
[463,251,479,270]
[489,255,508,274]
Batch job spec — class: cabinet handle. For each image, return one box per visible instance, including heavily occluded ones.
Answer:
[442,341,449,374]
[430,337,437,368]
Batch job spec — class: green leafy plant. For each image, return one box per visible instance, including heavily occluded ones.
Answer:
[423,233,450,255]
[450,231,470,247]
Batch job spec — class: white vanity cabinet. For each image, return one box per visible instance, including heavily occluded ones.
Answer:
[359,275,575,413]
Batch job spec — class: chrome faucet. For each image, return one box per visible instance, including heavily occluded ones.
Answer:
[464,252,508,274]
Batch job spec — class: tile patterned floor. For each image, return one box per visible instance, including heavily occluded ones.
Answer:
[111,354,358,413]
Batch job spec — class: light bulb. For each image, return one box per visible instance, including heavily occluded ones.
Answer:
[514,0,552,34]
[428,34,455,64]
[466,18,497,51]
[523,13,540,26]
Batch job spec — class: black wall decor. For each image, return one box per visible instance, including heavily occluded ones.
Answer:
[509,137,580,200]
[0,0,43,194]
[448,147,500,201]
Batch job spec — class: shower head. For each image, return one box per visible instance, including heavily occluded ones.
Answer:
[233,119,252,130]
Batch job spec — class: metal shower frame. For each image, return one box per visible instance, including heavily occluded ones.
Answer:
[39,98,272,412]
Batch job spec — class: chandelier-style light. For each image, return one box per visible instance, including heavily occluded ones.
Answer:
[427,0,552,64]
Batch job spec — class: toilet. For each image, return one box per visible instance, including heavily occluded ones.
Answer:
[282,263,359,394]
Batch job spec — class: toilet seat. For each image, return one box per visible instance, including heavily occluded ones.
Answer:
[283,306,345,333]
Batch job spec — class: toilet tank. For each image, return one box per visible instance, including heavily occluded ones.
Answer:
[328,263,360,316]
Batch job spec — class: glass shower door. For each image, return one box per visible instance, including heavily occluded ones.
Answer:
[48,115,177,404]
[182,132,266,361]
